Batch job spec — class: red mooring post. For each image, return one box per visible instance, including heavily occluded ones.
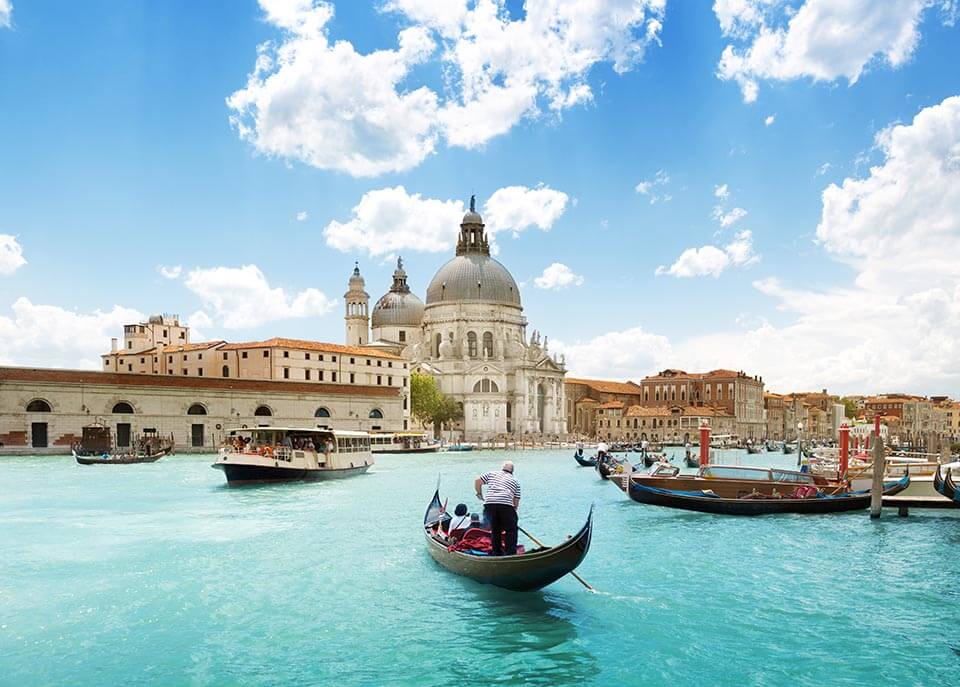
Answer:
[839,424,850,480]
[699,421,711,467]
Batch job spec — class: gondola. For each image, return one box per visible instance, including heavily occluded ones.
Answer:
[74,446,170,465]
[597,456,623,480]
[574,452,597,467]
[684,453,699,468]
[782,444,795,455]
[642,452,661,468]
[746,445,762,454]
[627,475,910,515]
[934,464,960,502]
[423,489,593,592]
[765,442,777,452]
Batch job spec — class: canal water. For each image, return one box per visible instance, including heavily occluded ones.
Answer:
[2,449,958,686]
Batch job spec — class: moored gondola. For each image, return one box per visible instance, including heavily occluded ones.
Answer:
[423,489,593,592]
[74,447,170,465]
[627,475,910,515]
[684,453,699,468]
[934,463,960,502]
[574,452,597,467]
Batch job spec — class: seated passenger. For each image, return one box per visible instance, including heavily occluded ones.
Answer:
[447,504,472,533]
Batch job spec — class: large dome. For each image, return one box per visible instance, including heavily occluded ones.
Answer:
[425,254,522,307]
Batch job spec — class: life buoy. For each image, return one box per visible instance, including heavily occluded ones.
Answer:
[263,446,274,458]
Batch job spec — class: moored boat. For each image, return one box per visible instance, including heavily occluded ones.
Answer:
[934,463,960,502]
[423,489,593,592]
[446,443,476,452]
[73,424,173,465]
[628,475,910,515]
[370,431,441,454]
[628,463,837,499]
[684,452,699,468]
[574,451,597,467]
[212,427,372,484]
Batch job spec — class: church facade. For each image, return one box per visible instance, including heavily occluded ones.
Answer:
[346,198,568,441]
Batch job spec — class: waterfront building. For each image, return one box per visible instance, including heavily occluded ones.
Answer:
[595,403,735,443]
[638,369,765,439]
[0,366,405,454]
[564,378,644,436]
[937,400,960,442]
[354,199,567,441]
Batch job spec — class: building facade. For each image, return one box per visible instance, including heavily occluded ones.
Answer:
[564,378,644,437]
[0,367,406,454]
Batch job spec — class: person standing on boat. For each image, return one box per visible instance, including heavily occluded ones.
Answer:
[474,461,521,556]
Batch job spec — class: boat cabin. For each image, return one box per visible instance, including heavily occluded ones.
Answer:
[221,427,372,471]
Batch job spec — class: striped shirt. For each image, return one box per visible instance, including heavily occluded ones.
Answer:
[480,470,521,507]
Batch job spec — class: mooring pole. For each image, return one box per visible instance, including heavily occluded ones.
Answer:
[870,416,884,519]
[699,421,711,467]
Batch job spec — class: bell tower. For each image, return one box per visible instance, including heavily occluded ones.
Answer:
[344,262,369,346]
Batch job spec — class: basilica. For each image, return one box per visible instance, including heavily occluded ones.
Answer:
[344,198,568,440]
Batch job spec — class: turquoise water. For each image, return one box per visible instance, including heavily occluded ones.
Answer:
[2,449,958,686]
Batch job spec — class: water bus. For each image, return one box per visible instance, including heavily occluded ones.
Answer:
[213,427,373,484]
[369,431,441,454]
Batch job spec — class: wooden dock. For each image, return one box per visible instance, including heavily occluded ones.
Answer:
[883,495,958,516]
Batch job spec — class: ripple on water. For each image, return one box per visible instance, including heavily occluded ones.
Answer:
[0,450,958,686]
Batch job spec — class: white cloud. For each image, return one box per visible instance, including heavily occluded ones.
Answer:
[0,1,11,29]
[296,211,309,222]
[483,185,569,236]
[533,263,584,290]
[186,310,213,330]
[715,0,945,102]
[0,234,26,275]
[714,183,729,199]
[657,230,758,278]
[764,114,776,126]
[0,298,143,369]
[184,264,336,329]
[713,206,748,227]
[229,0,666,176]
[157,264,182,280]
[635,170,671,204]
[323,184,569,257]
[815,162,832,177]
[553,326,673,380]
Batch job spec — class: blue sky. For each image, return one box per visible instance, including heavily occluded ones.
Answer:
[1,1,960,395]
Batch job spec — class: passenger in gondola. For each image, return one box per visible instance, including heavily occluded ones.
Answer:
[475,461,521,556]
[447,503,472,534]
[597,440,609,460]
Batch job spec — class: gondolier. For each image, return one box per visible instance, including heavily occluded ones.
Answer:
[475,461,521,556]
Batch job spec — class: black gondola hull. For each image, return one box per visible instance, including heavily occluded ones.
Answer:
[628,476,909,515]
[213,462,371,484]
[574,453,597,467]
[423,491,593,592]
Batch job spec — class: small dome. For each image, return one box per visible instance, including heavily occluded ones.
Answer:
[425,254,521,308]
[372,291,424,327]
[462,210,483,225]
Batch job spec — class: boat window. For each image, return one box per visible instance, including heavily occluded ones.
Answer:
[770,470,814,484]
[701,466,771,481]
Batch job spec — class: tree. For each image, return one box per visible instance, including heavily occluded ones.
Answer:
[839,397,859,419]
[410,371,463,434]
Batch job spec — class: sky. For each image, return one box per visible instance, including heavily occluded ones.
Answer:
[1,0,959,396]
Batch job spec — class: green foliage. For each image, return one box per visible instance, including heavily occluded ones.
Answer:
[410,372,463,432]
[839,397,859,419]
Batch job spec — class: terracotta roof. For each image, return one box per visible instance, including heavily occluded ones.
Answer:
[565,377,642,394]
[220,337,401,360]
[0,366,400,398]
[598,401,624,410]
[106,341,226,358]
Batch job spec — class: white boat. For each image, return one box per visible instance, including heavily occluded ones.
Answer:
[212,427,373,484]
[369,432,441,454]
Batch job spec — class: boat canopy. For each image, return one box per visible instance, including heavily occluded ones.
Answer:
[225,427,369,438]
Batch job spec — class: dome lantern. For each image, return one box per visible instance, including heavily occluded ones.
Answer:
[456,194,490,257]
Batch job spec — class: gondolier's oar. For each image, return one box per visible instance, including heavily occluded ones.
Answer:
[518,525,595,592]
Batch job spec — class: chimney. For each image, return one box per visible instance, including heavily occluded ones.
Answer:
[111,337,118,353]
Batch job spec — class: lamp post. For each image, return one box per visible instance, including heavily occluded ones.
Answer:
[796,421,803,467]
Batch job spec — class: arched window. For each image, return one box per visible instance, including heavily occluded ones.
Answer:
[434,333,442,358]
[369,408,384,419]
[315,407,331,418]
[222,365,229,378]
[187,404,207,415]
[467,331,478,358]
[482,331,493,358]
[472,379,499,393]
[112,402,134,414]
[26,399,51,412]
[254,405,272,417]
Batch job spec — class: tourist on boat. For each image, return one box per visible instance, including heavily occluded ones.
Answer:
[304,438,315,451]
[474,461,522,556]
[575,440,584,456]
[447,503,472,533]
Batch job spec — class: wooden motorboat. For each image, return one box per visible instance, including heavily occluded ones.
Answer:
[423,489,593,592]
[74,447,170,465]
[574,451,597,467]
[628,475,910,515]
[73,424,173,465]
[629,463,837,499]
[213,428,373,484]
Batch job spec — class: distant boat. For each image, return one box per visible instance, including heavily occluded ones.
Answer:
[783,444,795,455]
[574,452,597,467]
[370,432,441,454]
[74,448,169,465]
[684,453,699,468]
[746,444,763,454]
[446,443,475,452]
[73,423,173,465]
